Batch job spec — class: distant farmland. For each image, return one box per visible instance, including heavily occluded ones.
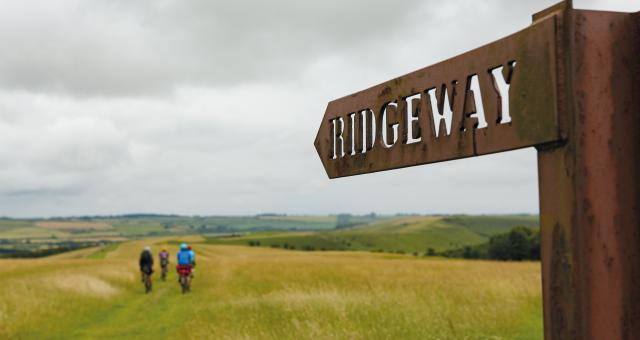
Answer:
[207,215,539,254]
[0,214,537,257]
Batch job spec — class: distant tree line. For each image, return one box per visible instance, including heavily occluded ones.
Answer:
[440,226,540,261]
[242,226,540,261]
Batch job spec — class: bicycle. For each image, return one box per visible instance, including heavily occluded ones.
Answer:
[141,268,153,293]
[160,264,168,281]
[177,265,191,294]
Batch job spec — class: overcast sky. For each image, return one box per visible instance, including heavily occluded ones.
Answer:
[0,0,636,217]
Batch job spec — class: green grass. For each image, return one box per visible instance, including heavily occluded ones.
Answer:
[88,243,121,259]
[514,297,544,339]
[0,239,543,339]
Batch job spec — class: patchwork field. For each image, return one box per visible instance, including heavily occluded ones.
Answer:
[0,215,363,256]
[0,238,542,339]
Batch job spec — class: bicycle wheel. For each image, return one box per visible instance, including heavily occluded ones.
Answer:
[180,276,188,294]
[145,275,152,293]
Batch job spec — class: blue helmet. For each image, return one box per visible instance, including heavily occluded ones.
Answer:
[180,243,188,250]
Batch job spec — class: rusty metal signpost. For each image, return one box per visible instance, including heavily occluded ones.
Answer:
[314,1,639,339]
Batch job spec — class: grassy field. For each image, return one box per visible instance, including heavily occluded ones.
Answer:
[208,215,539,254]
[0,238,542,339]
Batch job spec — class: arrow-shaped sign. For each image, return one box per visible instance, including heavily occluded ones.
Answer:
[315,15,562,179]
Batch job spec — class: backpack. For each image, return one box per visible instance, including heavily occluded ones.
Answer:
[159,252,169,266]
[177,250,192,265]
[140,250,153,269]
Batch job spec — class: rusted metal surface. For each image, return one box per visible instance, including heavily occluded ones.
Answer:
[315,1,640,339]
[314,17,561,178]
[537,2,640,339]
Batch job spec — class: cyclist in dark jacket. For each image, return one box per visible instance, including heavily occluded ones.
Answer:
[139,246,154,282]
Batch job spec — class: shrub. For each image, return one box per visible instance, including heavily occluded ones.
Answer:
[488,226,540,261]
[439,226,540,261]
[462,246,480,259]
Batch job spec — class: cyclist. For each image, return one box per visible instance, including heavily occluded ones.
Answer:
[176,243,193,282]
[159,248,170,280]
[139,246,154,283]
[187,245,196,278]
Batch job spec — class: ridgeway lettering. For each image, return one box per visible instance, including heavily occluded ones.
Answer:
[330,61,516,160]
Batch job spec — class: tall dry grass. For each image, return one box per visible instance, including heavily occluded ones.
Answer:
[0,240,542,339]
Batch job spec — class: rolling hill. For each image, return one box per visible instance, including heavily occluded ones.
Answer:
[207,215,539,254]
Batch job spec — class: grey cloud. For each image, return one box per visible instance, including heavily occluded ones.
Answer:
[0,114,132,196]
[0,0,428,96]
[0,0,635,217]
[7,0,614,97]
[0,1,633,97]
